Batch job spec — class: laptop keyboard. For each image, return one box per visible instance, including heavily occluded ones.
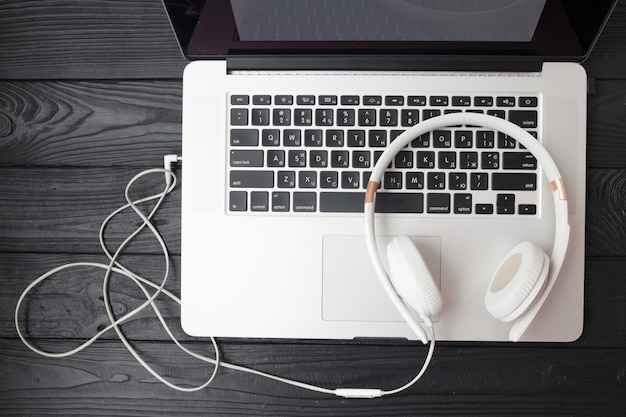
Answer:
[227,93,540,215]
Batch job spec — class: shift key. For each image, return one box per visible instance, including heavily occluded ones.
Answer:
[492,173,536,190]
[230,171,274,188]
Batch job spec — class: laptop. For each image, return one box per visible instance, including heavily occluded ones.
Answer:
[163,0,616,342]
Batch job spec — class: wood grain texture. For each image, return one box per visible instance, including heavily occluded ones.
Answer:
[0,80,182,167]
[1,0,626,415]
[1,338,625,416]
[0,0,187,80]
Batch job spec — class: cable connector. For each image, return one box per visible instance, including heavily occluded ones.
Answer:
[163,154,182,187]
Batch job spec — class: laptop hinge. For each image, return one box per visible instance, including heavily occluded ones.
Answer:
[222,55,544,73]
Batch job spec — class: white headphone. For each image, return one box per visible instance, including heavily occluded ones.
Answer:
[364,112,570,344]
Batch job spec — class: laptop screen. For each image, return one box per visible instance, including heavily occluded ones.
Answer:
[163,0,616,67]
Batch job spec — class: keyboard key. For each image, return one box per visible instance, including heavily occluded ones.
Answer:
[273,109,291,126]
[299,171,317,188]
[342,171,360,189]
[519,204,537,215]
[304,129,323,146]
[433,130,452,148]
[319,95,338,105]
[250,191,269,211]
[288,150,307,167]
[352,151,371,168]
[261,129,280,146]
[253,95,271,105]
[384,172,403,189]
[508,110,538,128]
[380,109,398,126]
[408,96,426,106]
[496,96,515,107]
[401,110,419,126]
[326,130,344,147]
[423,109,441,120]
[230,129,258,146]
[310,150,328,167]
[230,150,264,167]
[347,130,366,147]
[519,96,538,107]
[476,204,494,214]
[427,193,451,213]
[229,191,247,211]
[368,130,387,147]
[315,109,334,126]
[406,172,424,189]
[275,95,293,105]
[230,171,273,188]
[503,152,537,169]
[430,96,449,106]
[376,192,424,213]
[474,96,494,106]
[470,173,489,190]
[452,96,471,106]
[230,108,248,125]
[293,192,317,212]
[427,172,446,189]
[283,129,301,146]
[364,95,382,105]
[481,152,500,169]
[231,95,249,105]
[320,171,339,188]
[341,95,360,105]
[297,95,315,105]
[319,192,424,213]
[492,173,537,190]
[272,192,290,212]
[251,108,270,125]
[277,171,296,188]
[267,150,285,167]
[337,109,355,126]
[449,173,467,190]
[454,194,472,214]
[358,109,377,126]
[385,96,404,105]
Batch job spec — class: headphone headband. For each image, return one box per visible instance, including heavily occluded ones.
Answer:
[364,112,570,342]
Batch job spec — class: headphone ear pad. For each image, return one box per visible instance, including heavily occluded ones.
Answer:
[387,236,442,319]
[485,241,550,322]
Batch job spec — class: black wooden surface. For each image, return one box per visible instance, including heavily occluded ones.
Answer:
[1,1,626,415]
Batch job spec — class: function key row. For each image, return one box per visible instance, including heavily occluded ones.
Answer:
[231,95,538,108]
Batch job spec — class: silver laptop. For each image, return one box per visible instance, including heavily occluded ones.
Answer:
[163,0,616,342]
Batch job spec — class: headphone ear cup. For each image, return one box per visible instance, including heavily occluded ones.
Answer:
[387,236,442,319]
[485,241,550,322]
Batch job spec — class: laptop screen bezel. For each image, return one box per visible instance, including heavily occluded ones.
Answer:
[162,0,618,70]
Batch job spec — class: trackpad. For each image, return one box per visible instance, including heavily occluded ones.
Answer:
[322,235,441,322]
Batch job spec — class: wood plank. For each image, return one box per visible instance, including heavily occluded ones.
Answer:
[4,254,626,347]
[587,80,626,168]
[1,338,625,416]
[0,80,182,167]
[0,167,181,254]
[0,0,187,80]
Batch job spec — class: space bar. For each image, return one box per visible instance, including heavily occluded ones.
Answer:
[320,192,424,213]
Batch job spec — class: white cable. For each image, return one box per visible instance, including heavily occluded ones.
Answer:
[14,161,434,397]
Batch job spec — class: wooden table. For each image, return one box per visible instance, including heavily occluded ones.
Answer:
[1,1,625,415]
